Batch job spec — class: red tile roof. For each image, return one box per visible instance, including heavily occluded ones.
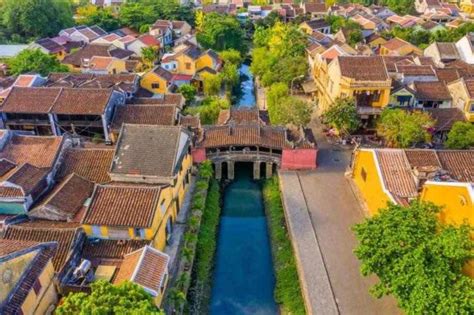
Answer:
[338,56,389,81]
[0,135,63,169]
[375,149,418,199]
[2,220,82,272]
[57,148,114,183]
[51,88,113,115]
[113,245,169,296]
[436,151,474,182]
[111,105,177,130]
[82,184,162,228]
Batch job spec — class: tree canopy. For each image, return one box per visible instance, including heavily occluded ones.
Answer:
[76,5,121,32]
[325,15,363,46]
[7,49,69,76]
[184,96,230,125]
[445,121,474,150]
[377,108,434,148]
[196,12,246,53]
[0,0,74,41]
[177,84,197,106]
[353,201,474,314]
[56,280,164,314]
[251,22,308,87]
[267,83,313,127]
[323,97,361,135]
[119,0,194,32]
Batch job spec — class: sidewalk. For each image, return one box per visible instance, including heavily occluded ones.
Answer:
[279,171,339,315]
[164,177,196,278]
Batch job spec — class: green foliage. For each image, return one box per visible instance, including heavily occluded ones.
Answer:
[189,179,221,315]
[219,49,242,67]
[251,22,308,87]
[177,84,197,106]
[253,11,282,29]
[184,97,230,125]
[141,46,159,69]
[196,13,246,53]
[445,121,474,149]
[324,15,363,46]
[383,23,474,48]
[323,97,361,135]
[263,177,306,315]
[119,0,194,32]
[377,108,435,148]
[267,82,312,127]
[1,0,73,40]
[338,0,415,15]
[199,160,213,179]
[77,5,120,31]
[7,49,69,76]
[202,73,222,97]
[219,62,239,92]
[56,280,163,314]
[353,201,474,314]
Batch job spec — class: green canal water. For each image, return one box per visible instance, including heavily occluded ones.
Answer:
[210,163,278,315]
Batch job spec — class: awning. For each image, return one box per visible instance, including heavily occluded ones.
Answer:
[302,80,317,94]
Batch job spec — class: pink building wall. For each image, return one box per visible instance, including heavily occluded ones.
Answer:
[281,148,318,170]
[192,148,207,163]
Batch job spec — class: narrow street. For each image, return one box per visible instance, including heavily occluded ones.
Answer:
[300,118,399,314]
[280,117,400,315]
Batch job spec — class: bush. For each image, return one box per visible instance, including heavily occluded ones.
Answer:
[188,179,221,314]
[263,177,306,315]
[445,121,474,149]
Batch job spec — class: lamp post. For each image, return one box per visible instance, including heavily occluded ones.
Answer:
[291,75,305,96]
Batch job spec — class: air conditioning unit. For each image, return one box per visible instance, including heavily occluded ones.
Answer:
[73,259,91,279]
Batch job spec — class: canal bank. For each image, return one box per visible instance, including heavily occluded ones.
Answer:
[210,163,277,315]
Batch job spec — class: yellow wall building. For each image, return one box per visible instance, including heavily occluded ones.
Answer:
[313,55,392,122]
[140,66,173,94]
[82,125,193,251]
[0,241,58,315]
[447,78,474,122]
[380,37,423,56]
[460,0,474,16]
[82,184,176,251]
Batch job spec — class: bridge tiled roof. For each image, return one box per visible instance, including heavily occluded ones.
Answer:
[198,125,289,149]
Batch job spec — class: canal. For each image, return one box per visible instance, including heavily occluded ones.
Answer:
[236,62,256,108]
[210,164,277,315]
[210,63,278,314]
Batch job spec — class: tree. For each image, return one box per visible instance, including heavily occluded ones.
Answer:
[141,46,159,69]
[119,2,155,31]
[1,0,73,40]
[353,201,474,314]
[267,83,312,127]
[219,63,239,92]
[445,121,474,149]
[7,49,69,76]
[119,0,194,32]
[56,280,164,314]
[377,108,435,148]
[276,97,313,127]
[323,97,361,135]
[251,22,308,87]
[177,84,197,106]
[184,97,229,125]
[77,5,120,31]
[196,13,246,53]
[202,73,222,97]
[219,49,242,67]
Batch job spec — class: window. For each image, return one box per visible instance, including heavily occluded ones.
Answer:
[33,279,42,295]
[361,167,367,182]
[372,91,381,102]
[397,95,412,106]
[151,83,160,89]
[470,103,474,112]
[133,228,145,238]
[185,62,191,70]
[160,199,166,215]
[92,225,101,236]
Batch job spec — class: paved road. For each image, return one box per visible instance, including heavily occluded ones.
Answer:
[296,119,399,315]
